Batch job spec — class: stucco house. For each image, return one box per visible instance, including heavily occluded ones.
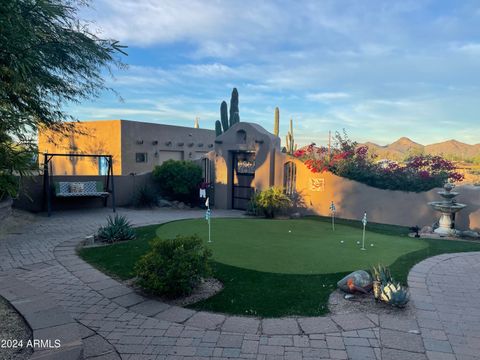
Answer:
[38,119,216,175]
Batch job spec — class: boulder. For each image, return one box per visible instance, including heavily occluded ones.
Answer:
[461,230,480,238]
[337,270,373,294]
[159,199,172,207]
[177,202,186,209]
[420,226,433,234]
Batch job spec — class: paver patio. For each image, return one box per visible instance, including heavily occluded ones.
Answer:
[0,207,479,359]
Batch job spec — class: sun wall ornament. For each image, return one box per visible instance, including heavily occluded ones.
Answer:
[309,178,325,192]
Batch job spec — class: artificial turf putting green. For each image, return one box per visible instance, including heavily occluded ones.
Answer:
[79,217,480,317]
[155,218,426,274]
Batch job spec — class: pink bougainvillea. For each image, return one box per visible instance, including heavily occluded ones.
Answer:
[292,136,464,192]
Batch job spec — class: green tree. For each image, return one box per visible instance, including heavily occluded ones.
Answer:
[0,0,126,199]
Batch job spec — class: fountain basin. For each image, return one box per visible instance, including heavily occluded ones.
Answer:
[428,201,467,214]
[428,201,467,235]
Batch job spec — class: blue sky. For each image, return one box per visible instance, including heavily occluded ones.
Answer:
[75,0,480,146]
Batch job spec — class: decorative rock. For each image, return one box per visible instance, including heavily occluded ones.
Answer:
[177,202,186,209]
[420,226,433,234]
[158,199,172,207]
[337,270,372,294]
[461,230,479,238]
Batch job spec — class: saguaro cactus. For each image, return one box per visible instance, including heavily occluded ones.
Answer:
[215,120,222,137]
[216,88,241,135]
[220,101,229,132]
[285,118,297,154]
[273,107,280,136]
[229,88,239,127]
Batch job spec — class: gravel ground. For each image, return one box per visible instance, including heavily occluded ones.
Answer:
[0,296,33,360]
[126,277,224,307]
[328,289,415,318]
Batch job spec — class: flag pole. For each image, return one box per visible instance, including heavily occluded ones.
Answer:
[330,201,336,231]
[208,215,211,243]
[205,197,211,243]
[361,212,367,250]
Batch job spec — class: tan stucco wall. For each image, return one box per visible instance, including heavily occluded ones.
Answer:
[120,120,215,175]
[211,122,281,209]
[207,122,479,231]
[38,120,216,176]
[282,157,480,231]
[38,120,122,175]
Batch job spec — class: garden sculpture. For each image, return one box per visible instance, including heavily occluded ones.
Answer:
[337,270,373,294]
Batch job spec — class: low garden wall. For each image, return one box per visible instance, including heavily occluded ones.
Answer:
[289,157,480,231]
[13,172,156,212]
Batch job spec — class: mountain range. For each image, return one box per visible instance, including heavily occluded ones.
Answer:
[361,137,480,161]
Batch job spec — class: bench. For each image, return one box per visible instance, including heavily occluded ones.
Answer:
[54,181,110,197]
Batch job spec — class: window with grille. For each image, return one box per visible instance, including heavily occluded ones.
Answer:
[135,153,148,163]
[202,158,212,183]
[283,161,297,196]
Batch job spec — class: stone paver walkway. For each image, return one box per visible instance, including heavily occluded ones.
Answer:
[0,207,479,359]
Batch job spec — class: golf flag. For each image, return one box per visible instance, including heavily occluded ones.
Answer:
[362,212,367,226]
[205,197,209,208]
[330,201,336,213]
[330,201,336,231]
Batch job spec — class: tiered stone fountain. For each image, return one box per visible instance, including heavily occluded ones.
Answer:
[428,183,466,236]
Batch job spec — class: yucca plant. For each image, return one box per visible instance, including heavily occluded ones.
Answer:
[380,282,410,307]
[96,215,136,243]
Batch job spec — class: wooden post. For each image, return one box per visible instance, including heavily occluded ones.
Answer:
[44,153,52,217]
[109,156,116,213]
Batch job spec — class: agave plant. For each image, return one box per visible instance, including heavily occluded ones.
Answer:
[97,215,136,243]
[371,264,393,285]
[380,282,410,307]
[371,264,393,300]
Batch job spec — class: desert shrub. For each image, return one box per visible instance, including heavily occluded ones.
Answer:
[289,190,306,213]
[135,235,212,297]
[294,132,464,192]
[245,190,261,216]
[96,215,136,243]
[152,160,202,203]
[133,185,158,208]
[256,187,292,218]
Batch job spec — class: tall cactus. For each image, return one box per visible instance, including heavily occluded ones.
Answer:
[231,112,240,126]
[216,88,240,135]
[229,88,239,127]
[273,107,280,136]
[215,120,222,137]
[220,101,229,132]
[285,118,296,154]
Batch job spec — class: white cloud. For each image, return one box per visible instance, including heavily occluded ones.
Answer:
[306,92,351,101]
[453,42,480,55]
[76,0,480,145]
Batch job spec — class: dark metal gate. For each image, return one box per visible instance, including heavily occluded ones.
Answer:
[232,152,255,210]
